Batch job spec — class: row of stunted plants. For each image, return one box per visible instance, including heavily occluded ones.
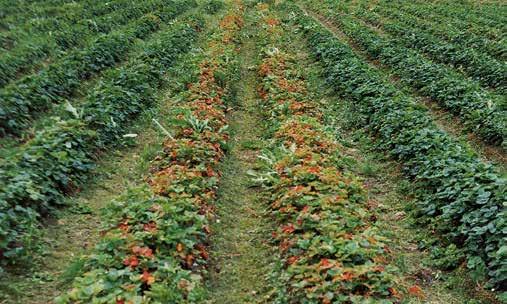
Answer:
[250,5,398,302]
[56,2,244,303]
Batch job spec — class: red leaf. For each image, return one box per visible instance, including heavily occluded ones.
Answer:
[340,272,354,281]
[291,185,305,192]
[123,255,139,268]
[408,285,424,298]
[281,224,295,234]
[203,225,211,234]
[118,220,129,233]
[185,254,194,267]
[373,265,385,272]
[206,166,215,177]
[140,269,155,285]
[132,246,154,258]
[143,222,157,233]
[176,243,184,252]
[388,287,402,299]
[307,166,320,174]
[287,256,299,265]
[319,258,333,269]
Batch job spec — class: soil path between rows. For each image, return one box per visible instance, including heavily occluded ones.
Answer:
[206,8,274,303]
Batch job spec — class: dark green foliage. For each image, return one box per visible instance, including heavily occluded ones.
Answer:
[203,0,224,14]
[286,4,506,291]
[317,6,506,147]
[0,1,198,137]
[355,9,507,92]
[0,0,158,87]
[367,3,506,62]
[0,21,198,270]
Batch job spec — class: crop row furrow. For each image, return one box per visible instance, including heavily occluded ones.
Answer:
[288,3,506,290]
[55,5,244,303]
[0,16,199,270]
[0,0,196,137]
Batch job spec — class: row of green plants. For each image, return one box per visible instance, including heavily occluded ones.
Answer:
[287,3,506,296]
[366,2,506,62]
[251,6,397,303]
[386,0,503,43]
[0,0,136,34]
[304,0,506,147]
[405,0,506,34]
[55,6,244,302]
[0,0,74,27]
[0,0,181,88]
[0,0,197,137]
[438,0,507,25]
[0,18,200,272]
[0,0,135,46]
[353,7,507,92]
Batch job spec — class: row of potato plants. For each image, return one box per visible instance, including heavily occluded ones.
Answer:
[251,6,397,303]
[303,1,506,147]
[286,4,506,295]
[0,17,200,272]
[388,0,503,43]
[366,2,506,62]
[352,7,507,92]
[0,0,189,89]
[55,5,244,302]
[0,0,197,137]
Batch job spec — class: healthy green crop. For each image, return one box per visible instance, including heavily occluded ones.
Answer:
[0,0,171,88]
[0,20,199,270]
[0,1,196,136]
[287,3,506,291]
[354,8,507,92]
[305,1,506,147]
[368,3,506,62]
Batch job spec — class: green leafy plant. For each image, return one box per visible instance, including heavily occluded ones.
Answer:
[56,6,243,302]
[252,14,397,301]
[0,0,198,136]
[0,19,199,270]
[286,3,506,291]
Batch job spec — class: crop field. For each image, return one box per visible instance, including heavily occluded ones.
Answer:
[0,0,505,303]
